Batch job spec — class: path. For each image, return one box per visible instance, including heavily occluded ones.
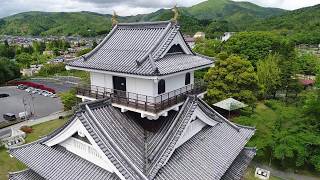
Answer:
[252,163,320,180]
[2,110,72,131]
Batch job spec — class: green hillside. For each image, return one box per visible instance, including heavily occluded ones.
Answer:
[0,0,286,37]
[188,0,283,19]
[0,11,112,36]
[248,4,320,44]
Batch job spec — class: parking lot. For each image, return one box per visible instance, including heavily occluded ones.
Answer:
[30,78,78,93]
[0,86,63,122]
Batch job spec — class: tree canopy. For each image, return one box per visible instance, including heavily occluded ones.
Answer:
[204,55,258,106]
[257,54,281,99]
[0,57,20,84]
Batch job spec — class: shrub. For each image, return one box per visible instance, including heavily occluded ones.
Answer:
[38,63,66,76]
[59,89,77,111]
[20,126,33,134]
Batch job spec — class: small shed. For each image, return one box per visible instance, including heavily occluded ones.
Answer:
[213,98,247,119]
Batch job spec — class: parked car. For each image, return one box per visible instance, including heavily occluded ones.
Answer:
[18,111,29,119]
[16,84,27,90]
[3,113,17,121]
[38,90,45,95]
[41,90,50,97]
[32,89,41,94]
[25,87,34,93]
[51,94,57,98]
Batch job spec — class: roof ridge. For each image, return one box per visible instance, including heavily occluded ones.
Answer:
[84,105,148,180]
[118,20,172,26]
[147,97,198,179]
[153,25,181,60]
[67,24,118,64]
[8,137,46,151]
[8,168,31,175]
[136,21,173,66]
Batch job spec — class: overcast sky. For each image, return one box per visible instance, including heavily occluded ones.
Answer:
[0,0,319,18]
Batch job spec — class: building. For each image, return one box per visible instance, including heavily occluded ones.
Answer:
[8,19,256,180]
[221,32,235,42]
[9,97,256,180]
[193,32,205,40]
[66,21,213,120]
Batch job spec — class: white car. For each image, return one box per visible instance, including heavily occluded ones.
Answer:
[50,94,57,98]
[42,91,50,97]
[25,87,34,93]
[32,89,41,94]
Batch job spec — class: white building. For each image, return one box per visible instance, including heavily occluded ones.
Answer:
[66,21,213,120]
[221,32,235,42]
[8,19,256,180]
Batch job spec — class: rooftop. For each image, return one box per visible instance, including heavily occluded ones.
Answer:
[9,97,256,180]
[67,21,213,76]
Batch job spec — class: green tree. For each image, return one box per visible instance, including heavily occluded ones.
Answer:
[76,48,92,57]
[59,89,77,110]
[257,54,281,99]
[193,39,221,57]
[38,63,66,76]
[296,52,319,75]
[15,52,33,68]
[0,57,20,84]
[204,55,258,106]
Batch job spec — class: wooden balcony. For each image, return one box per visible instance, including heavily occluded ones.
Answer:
[76,81,207,114]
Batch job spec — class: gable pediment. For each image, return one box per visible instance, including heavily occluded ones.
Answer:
[43,118,123,178]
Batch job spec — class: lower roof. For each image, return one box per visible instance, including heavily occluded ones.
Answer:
[10,143,119,180]
[9,169,44,180]
[9,97,255,180]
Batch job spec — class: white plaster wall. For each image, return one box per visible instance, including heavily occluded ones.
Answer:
[90,71,194,102]
[161,71,194,93]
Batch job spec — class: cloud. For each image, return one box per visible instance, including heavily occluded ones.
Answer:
[0,0,319,18]
[0,0,207,18]
[233,0,319,10]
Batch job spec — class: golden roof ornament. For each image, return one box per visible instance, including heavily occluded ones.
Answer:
[112,11,118,26]
[172,4,179,23]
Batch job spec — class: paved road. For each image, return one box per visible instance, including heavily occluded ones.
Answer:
[0,86,63,122]
[252,163,320,180]
[2,110,72,132]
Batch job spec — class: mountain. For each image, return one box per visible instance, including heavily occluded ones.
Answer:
[247,4,320,44]
[0,0,286,37]
[0,11,113,36]
[187,0,284,20]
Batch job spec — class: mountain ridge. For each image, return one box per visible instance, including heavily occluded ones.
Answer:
[0,0,286,36]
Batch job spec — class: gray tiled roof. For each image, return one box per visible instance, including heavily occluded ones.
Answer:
[67,21,213,76]
[9,97,255,180]
[221,147,257,180]
[9,169,44,180]
[10,143,120,180]
[153,102,255,179]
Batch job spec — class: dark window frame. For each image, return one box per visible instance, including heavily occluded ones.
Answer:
[158,79,166,94]
[185,72,191,85]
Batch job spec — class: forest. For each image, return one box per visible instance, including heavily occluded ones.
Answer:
[193,31,320,173]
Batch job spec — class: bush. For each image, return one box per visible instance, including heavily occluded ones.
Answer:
[59,89,77,110]
[38,63,66,76]
[20,126,33,134]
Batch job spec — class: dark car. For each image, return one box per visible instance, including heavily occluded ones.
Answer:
[3,113,17,121]
[17,84,28,90]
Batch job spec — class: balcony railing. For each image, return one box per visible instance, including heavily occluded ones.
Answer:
[76,80,207,113]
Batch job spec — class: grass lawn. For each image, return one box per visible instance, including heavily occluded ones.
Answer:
[0,118,68,180]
